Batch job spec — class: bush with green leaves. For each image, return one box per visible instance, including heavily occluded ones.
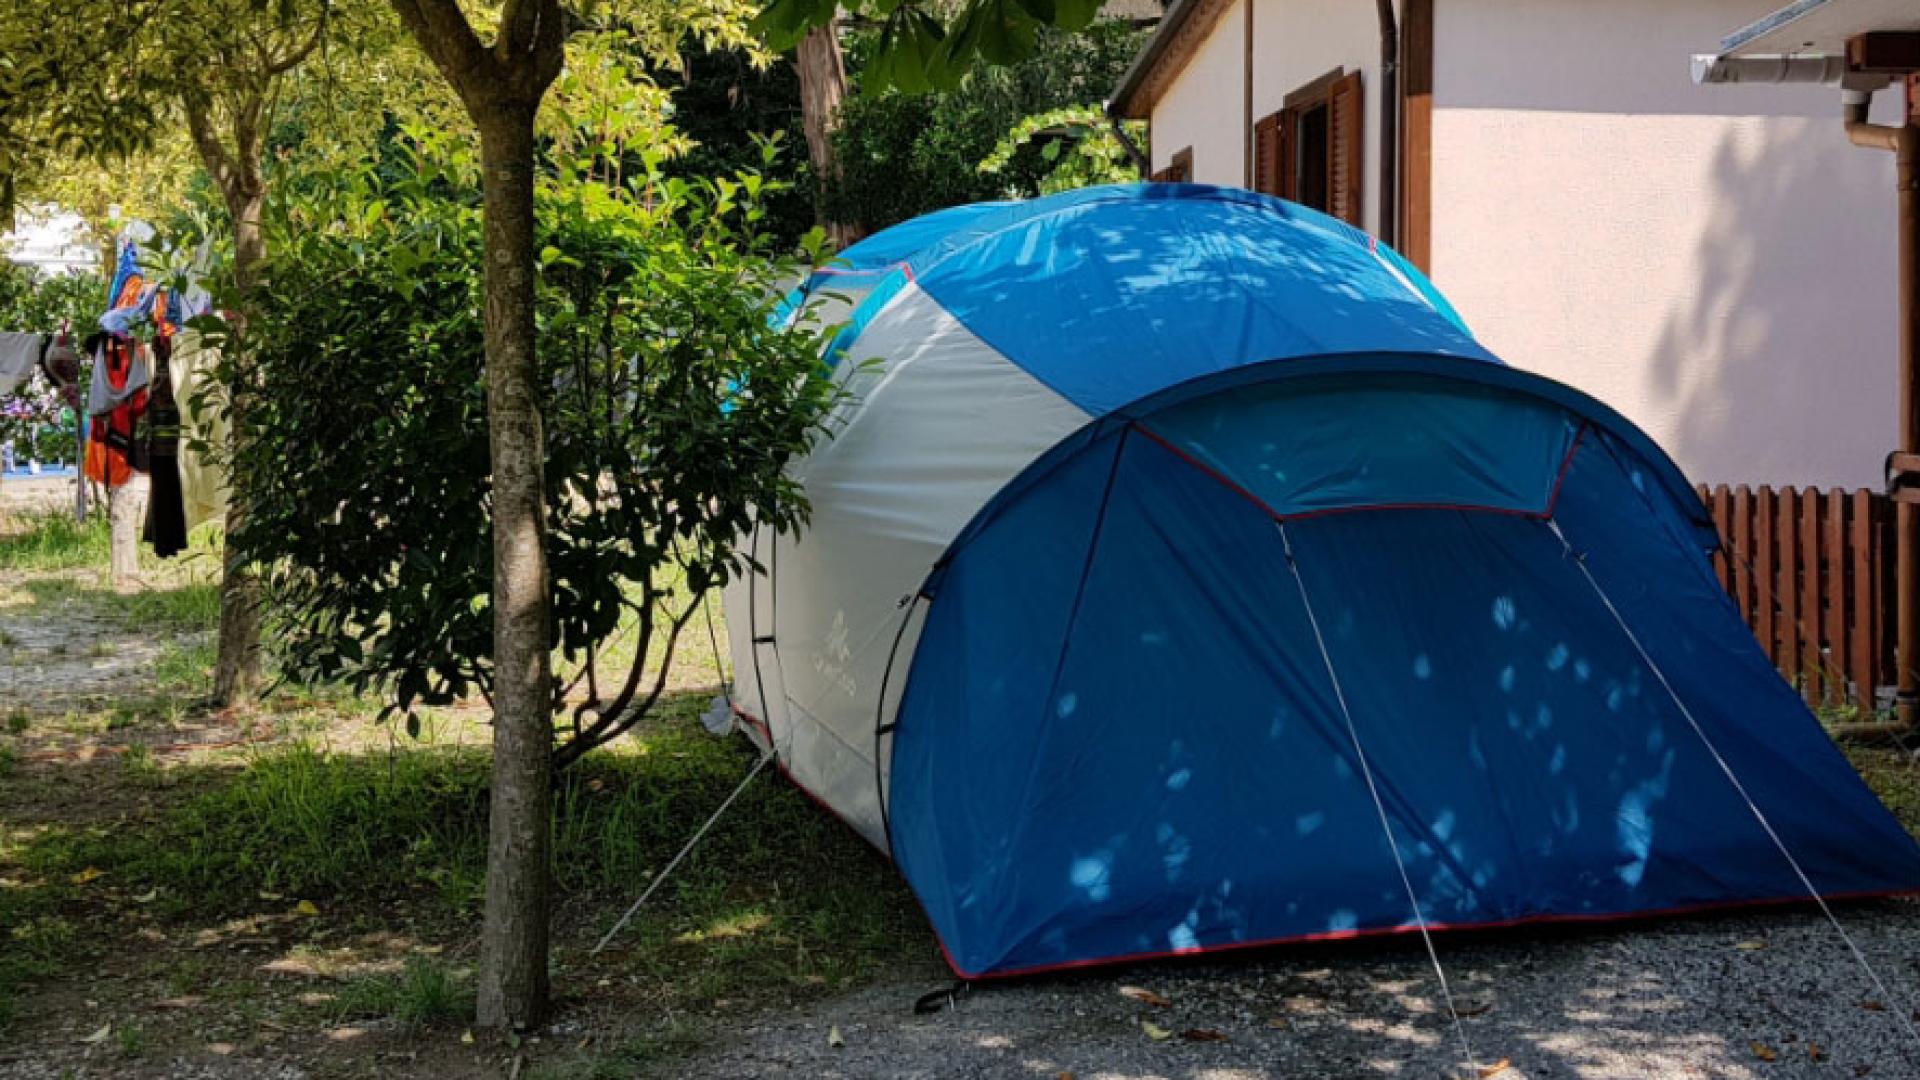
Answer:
[229,131,845,765]
[820,18,1148,234]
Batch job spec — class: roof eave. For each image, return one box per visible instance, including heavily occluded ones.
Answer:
[1110,0,1202,120]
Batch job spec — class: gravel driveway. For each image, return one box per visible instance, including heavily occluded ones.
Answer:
[668,898,1920,1079]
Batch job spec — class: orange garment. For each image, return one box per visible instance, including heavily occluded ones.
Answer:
[84,336,147,488]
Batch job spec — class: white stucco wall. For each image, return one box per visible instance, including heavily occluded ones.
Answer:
[1149,0,1248,184]
[1432,0,1904,489]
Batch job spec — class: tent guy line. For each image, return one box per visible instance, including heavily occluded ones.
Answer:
[1550,516,1920,1061]
[1280,518,1484,1079]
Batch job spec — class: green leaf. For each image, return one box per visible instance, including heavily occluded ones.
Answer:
[750,0,837,51]
[944,0,1039,69]
[1051,0,1102,31]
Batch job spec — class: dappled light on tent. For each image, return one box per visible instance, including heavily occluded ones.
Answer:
[719,183,1920,986]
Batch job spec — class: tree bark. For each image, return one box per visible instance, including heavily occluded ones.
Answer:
[186,95,268,708]
[212,186,266,705]
[472,103,554,1032]
[794,19,859,246]
[384,0,566,1030]
[108,475,148,584]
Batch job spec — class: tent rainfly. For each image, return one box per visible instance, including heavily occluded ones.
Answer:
[720,184,1920,980]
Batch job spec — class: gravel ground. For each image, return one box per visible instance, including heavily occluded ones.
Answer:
[667,899,1920,1079]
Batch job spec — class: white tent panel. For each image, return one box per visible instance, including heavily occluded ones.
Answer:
[737,285,1093,847]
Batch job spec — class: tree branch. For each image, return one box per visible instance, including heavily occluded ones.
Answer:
[265,5,331,77]
[385,0,492,99]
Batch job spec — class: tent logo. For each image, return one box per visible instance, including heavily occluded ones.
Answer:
[813,610,857,700]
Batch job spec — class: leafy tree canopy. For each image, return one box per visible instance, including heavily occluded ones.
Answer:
[753,0,1107,92]
[224,128,847,766]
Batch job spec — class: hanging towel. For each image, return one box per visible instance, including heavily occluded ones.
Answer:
[170,328,229,532]
[84,333,150,415]
[0,332,46,395]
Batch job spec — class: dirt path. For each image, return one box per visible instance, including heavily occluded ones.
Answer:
[667,900,1920,1079]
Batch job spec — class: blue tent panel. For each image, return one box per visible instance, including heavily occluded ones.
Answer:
[889,387,1920,979]
[1145,373,1581,519]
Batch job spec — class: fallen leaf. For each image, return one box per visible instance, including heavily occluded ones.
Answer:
[1455,1000,1493,1018]
[134,888,158,904]
[1810,1043,1828,1063]
[293,899,320,917]
[69,867,104,886]
[1267,1017,1291,1030]
[153,996,202,1010]
[1477,1060,1513,1079]
[1141,1020,1172,1041]
[1860,1000,1887,1012]
[258,891,283,901]
[1751,1041,1778,1062]
[460,1030,474,1045]
[79,1023,111,1044]
[827,1025,845,1048]
[1120,986,1171,1008]
[1181,1028,1227,1042]
[1734,940,1767,951]
[1056,1073,1075,1080]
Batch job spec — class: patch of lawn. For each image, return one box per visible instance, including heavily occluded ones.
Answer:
[329,957,473,1028]
[0,511,109,572]
[6,699,932,1039]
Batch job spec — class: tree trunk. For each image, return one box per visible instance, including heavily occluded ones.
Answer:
[794,19,859,246]
[108,475,148,584]
[473,104,554,1031]
[212,188,266,706]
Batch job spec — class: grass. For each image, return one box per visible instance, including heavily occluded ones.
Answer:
[0,510,109,571]
[0,698,930,1042]
[329,957,473,1028]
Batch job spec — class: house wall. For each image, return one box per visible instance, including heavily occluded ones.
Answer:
[1148,0,1389,234]
[1431,0,1905,489]
[1149,0,1248,185]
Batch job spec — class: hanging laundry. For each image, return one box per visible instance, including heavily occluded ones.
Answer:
[0,332,46,396]
[142,335,188,558]
[169,327,228,532]
[83,333,149,489]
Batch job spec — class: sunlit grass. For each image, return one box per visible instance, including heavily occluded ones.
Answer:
[0,510,109,572]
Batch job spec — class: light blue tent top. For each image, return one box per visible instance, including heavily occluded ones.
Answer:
[812,183,1714,552]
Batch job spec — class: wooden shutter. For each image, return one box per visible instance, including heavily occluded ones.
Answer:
[1252,111,1290,197]
[1327,71,1364,226]
[1150,146,1193,183]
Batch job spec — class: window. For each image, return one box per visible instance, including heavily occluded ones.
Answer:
[1150,146,1193,183]
[1252,69,1363,226]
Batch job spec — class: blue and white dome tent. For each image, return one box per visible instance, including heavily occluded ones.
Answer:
[721,183,1920,980]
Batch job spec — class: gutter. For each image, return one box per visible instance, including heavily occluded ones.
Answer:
[1375,0,1398,247]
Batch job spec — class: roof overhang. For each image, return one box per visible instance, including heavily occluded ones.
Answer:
[1693,0,1920,87]
[1718,0,1920,59]
[1109,0,1234,120]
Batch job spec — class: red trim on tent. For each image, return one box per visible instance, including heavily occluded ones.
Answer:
[933,887,1920,982]
[1129,420,1588,525]
[730,705,888,852]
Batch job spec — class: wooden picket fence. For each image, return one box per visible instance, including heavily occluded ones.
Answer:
[1694,484,1894,711]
